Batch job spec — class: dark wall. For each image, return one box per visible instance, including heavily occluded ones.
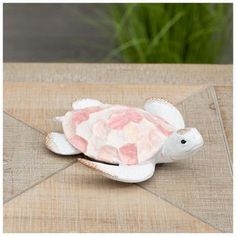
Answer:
[4,3,232,63]
[4,3,114,62]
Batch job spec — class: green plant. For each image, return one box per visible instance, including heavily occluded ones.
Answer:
[106,3,232,63]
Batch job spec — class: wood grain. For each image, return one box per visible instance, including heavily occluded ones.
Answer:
[3,113,77,202]
[139,87,232,232]
[3,63,232,85]
[3,63,232,157]
[3,162,219,233]
[2,81,204,202]
[3,63,232,233]
[4,82,205,134]
[3,85,231,232]
[215,86,233,158]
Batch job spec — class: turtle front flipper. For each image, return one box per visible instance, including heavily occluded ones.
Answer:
[78,158,155,183]
[144,98,185,129]
[45,132,81,155]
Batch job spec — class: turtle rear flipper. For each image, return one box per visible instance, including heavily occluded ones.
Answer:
[78,158,155,183]
[45,132,81,155]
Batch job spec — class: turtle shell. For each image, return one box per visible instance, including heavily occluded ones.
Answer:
[62,105,176,165]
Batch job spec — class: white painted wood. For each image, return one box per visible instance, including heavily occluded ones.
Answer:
[144,98,185,129]
[78,158,155,183]
[72,98,103,110]
[45,132,80,155]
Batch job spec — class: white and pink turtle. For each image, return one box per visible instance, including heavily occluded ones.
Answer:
[45,98,204,183]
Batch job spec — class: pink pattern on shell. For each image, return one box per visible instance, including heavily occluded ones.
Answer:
[92,120,110,139]
[123,122,140,143]
[119,143,138,165]
[69,135,88,152]
[137,127,163,162]
[72,107,102,125]
[62,105,177,165]
[98,145,120,163]
[72,111,89,125]
[156,124,173,136]
[145,113,174,136]
[108,109,143,130]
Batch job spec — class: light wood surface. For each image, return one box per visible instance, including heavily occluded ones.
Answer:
[4,63,232,156]
[3,113,77,202]
[215,86,233,157]
[3,63,232,85]
[3,162,219,233]
[4,82,204,134]
[3,63,232,233]
[140,87,232,232]
[3,82,204,200]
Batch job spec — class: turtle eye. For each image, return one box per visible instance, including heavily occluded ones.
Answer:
[181,139,187,144]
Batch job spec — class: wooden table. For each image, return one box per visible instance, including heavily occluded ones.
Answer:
[3,63,233,233]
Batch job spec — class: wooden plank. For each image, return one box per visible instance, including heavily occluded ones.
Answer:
[3,63,232,232]
[5,82,231,160]
[3,113,77,202]
[3,63,232,158]
[4,82,205,134]
[215,86,233,158]
[3,162,219,233]
[3,63,232,86]
[2,82,204,203]
[3,84,230,232]
[139,87,232,232]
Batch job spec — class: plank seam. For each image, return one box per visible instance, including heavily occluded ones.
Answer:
[3,110,46,135]
[3,111,77,203]
[210,86,233,175]
[136,184,223,233]
[3,159,221,233]
[4,160,77,204]
[4,86,231,232]
[135,86,232,232]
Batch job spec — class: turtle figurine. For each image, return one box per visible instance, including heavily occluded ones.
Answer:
[45,98,204,183]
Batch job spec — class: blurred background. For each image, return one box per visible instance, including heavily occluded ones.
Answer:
[3,3,233,64]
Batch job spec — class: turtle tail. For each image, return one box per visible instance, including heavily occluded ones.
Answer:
[53,116,64,123]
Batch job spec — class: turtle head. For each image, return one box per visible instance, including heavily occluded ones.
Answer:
[160,128,204,163]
